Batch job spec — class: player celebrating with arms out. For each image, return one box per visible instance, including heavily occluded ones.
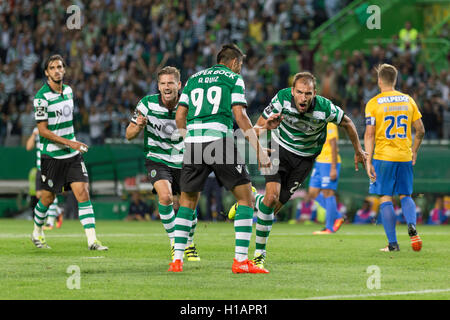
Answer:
[365,63,425,252]
[126,66,200,261]
[31,55,107,250]
[239,72,367,271]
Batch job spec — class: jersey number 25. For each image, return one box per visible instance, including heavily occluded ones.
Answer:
[384,115,408,139]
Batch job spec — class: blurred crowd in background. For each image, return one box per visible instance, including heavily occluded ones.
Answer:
[295,194,450,225]
[0,0,449,147]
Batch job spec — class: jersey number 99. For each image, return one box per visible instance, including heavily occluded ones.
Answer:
[191,86,222,116]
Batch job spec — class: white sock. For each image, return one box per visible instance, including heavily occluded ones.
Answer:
[85,228,97,245]
[33,224,43,238]
[46,216,56,227]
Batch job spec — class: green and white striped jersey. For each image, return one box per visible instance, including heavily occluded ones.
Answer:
[33,83,79,159]
[32,127,42,170]
[178,64,247,143]
[263,88,345,157]
[132,94,183,169]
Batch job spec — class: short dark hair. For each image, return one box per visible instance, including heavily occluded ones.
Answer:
[376,63,397,86]
[292,72,317,89]
[157,66,181,82]
[44,54,66,70]
[216,43,245,64]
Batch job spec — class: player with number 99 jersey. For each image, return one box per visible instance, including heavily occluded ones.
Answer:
[178,64,247,143]
[171,44,270,274]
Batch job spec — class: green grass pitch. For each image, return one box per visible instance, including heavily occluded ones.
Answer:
[1,219,449,300]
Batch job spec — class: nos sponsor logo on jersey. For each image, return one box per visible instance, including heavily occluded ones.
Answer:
[55,105,72,117]
[149,122,163,131]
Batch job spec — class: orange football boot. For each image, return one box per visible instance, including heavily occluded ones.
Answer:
[313,228,334,235]
[168,259,183,272]
[408,224,422,252]
[410,235,422,252]
[56,214,63,228]
[232,259,269,274]
[333,218,344,232]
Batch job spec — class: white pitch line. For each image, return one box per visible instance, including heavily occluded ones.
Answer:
[0,233,162,239]
[301,288,450,300]
[0,232,449,239]
[271,232,450,236]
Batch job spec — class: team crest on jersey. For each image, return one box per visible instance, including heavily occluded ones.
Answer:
[284,114,301,126]
[48,179,54,187]
[151,170,157,178]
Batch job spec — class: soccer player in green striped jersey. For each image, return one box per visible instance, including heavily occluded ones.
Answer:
[26,127,44,203]
[26,127,63,230]
[244,72,367,270]
[31,55,107,250]
[126,66,200,261]
[172,44,277,273]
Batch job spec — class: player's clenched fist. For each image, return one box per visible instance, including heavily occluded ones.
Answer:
[264,113,283,130]
[68,141,89,153]
[136,114,147,128]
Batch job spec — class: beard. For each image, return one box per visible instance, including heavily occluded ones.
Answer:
[161,90,178,107]
[295,101,310,113]
[49,75,63,84]
[163,90,177,100]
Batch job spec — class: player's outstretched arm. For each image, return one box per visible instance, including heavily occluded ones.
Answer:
[329,137,338,181]
[175,105,188,139]
[364,124,376,181]
[25,130,37,151]
[37,121,88,153]
[339,115,367,172]
[253,114,283,137]
[411,118,425,165]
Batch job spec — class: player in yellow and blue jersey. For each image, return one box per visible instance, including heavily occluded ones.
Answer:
[309,122,345,234]
[364,64,425,252]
